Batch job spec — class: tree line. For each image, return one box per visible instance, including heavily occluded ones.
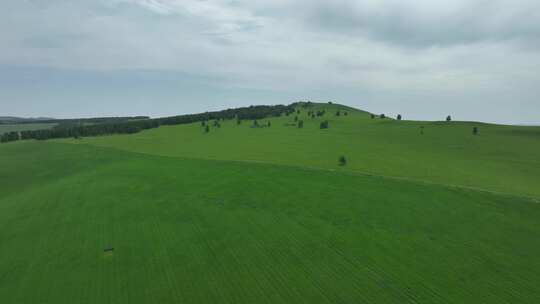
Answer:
[1,104,295,143]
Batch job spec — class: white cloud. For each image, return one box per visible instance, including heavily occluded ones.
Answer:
[1,0,539,123]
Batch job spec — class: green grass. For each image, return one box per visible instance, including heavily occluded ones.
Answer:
[62,103,540,198]
[1,141,539,303]
[1,103,540,303]
[0,122,56,134]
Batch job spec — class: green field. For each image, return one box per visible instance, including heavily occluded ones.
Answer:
[0,123,57,135]
[1,103,539,303]
[64,103,540,198]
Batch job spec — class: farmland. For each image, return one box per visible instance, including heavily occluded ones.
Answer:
[1,103,539,303]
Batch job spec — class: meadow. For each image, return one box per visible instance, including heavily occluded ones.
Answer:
[1,103,539,303]
[64,103,540,198]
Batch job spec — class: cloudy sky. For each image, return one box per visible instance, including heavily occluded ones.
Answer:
[1,0,539,124]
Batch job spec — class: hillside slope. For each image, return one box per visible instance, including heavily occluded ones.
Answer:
[61,103,540,198]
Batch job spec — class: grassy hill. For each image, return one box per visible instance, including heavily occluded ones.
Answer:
[62,103,540,198]
[1,103,539,303]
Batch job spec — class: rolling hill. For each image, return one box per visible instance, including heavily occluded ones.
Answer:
[1,102,539,303]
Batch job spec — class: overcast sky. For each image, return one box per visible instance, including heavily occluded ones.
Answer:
[1,0,539,124]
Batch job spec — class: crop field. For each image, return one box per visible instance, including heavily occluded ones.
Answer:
[1,103,540,303]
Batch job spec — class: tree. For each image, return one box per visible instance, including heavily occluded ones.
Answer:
[446,115,452,122]
[237,118,242,125]
[344,112,348,116]
[311,114,315,119]
[296,110,300,115]
[420,126,424,135]
[328,101,333,104]
[294,115,298,122]
[205,125,210,133]
[298,120,304,128]
[201,121,206,127]
[380,114,386,119]
[339,155,347,166]
[267,121,271,127]
[397,114,402,120]
[370,114,375,119]
[253,120,259,127]
[336,110,341,116]
[320,121,329,129]
[473,126,479,135]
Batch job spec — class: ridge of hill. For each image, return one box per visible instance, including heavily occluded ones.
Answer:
[52,102,540,198]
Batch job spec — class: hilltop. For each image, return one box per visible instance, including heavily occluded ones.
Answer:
[58,102,540,198]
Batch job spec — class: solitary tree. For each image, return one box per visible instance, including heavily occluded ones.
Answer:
[298,120,304,128]
[446,115,452,122]
[267,121,271,127]
[237,118,242,125]
[420,126,424,135]
[201,121,206,127]
[320,121,329,129]
[473,126,479,135]
[371,114,375,119]
[336,110,341,116]
[339,155,347,166]
[380,114,386,119]
[294,115,298,122]
[297,109,300,114]
[311,114,315,119]
[205,125,210,133]
[344,112,348,116]
[253,120,259,127]
[397,114,402,120]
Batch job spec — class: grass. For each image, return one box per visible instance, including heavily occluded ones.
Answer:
[0,122,57,135]
[1,103,540,303]
[61,103,540,198]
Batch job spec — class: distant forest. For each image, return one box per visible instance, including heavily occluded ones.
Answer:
[1,104,295,143]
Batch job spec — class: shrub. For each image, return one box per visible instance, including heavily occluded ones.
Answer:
[336,111,341,116]
[298,120,304,128]
[320,121,329,129]
[339,156,347,166]
[370,114,375,119]
[473,126,479,135]
[380,114,386,119]
[294,115,298,122]
[267,121,271,127]
[397,114,402,120]
[205,125,210,133]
